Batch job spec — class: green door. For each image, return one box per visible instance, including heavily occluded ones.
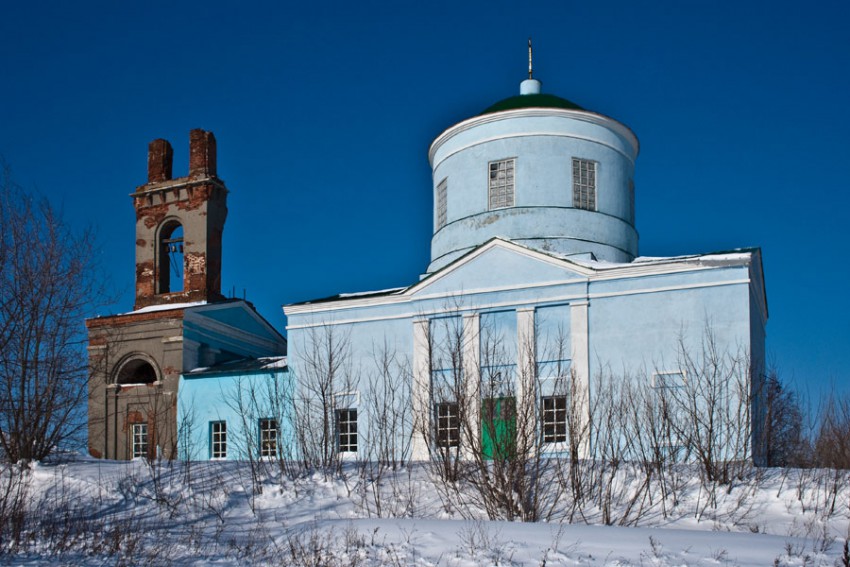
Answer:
[481,397,516,460]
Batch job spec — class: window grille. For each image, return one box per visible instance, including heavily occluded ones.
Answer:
[436,178,448,229]
[336,409,357,453]
[435,402,460,448]
[131,423,148,458]
[259,418,278,458]
[541,396,567,443]
[489,158,515,210]
[572,158,596,211]
[211,421,227,459]
[652,371,686,390]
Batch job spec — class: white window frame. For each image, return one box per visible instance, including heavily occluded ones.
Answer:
[436,177,448,230]
[650,370,687,461]
[652,370,687,390]
[434,401,460,448]
[541,395,568,444]
[131,423,148,459]
[210,420,227,460]
[572,158,597,211]
[259,418,278,458]
[488,158,516,210]
[336,408,358,454]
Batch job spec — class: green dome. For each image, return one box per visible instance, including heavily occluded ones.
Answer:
[481,93,584,115]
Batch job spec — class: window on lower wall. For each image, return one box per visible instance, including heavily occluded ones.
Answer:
[652,371,686,391]
[336,409,357,453]
[572,158,596,211]
[259,418,278,458]
[435,401,460,448]
[541,395,567,443]
[489,158,515,210]
[131,423,148,459]
[651,371,687,461]
[210,421,227,459]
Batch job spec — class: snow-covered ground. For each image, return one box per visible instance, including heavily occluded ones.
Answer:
[2,457,848,566]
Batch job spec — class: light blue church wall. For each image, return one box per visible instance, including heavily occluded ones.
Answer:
[284,315,415,461]
[429,110,639,271]
[587,269,752,374]
[284,240,766,462]
[177,361,292,461]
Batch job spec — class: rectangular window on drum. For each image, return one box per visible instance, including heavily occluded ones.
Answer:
[572,158,596,211]
[488,158,515,210]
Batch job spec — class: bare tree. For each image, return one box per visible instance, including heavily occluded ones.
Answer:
[813,390,850,469]
[0,164,108,463]
[356,338,414,517]
[621,367,687,519]
[762,370,805,467]
[420,309,573,522]
[362,338,413,470]
[292,323,359,473]
[665,327,753,491]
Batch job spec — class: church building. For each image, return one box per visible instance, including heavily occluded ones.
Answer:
[283,71,767,464]
[88,62,767,464]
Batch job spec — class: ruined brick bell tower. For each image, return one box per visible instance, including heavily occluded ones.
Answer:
[87,129,229,460]
[134,129,227,309]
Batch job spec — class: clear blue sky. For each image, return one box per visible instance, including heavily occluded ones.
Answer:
[2,1,848,399]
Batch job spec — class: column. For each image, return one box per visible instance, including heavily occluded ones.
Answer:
[570,300,591,458]
[462,312,480,460]
[516,307,536,455]
[411,318,431,460]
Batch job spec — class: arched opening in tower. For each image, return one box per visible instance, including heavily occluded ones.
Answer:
[115,358,157,385]
[158,221,184,293]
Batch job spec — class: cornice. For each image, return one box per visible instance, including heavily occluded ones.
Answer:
[429,108,639,166]
[131,176,228,197]
[284,239,753,318]
[285,278,751,330]
[432,130,637,168]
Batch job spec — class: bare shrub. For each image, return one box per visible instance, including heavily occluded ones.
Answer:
[358,338,413,517]
[420,309,573,522]
[813,391,850,470]
[762,370,806,467]
[0,164,110,464]
[667,327,754,490]
[292,323,360,474]
[0,462,30,552]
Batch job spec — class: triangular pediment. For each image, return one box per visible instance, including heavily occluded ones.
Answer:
[407,239,592,298]
[184,300,287,356]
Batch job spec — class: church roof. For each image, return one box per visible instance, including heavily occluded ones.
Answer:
[480,93,585,115]
[185,356,287,377]
[284,238,765,311]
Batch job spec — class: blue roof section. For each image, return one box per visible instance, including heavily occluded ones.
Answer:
[184,356,287,377]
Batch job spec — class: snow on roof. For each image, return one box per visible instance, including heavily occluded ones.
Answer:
[123,300,207,315]
[569,250,754,270]
[186,356,288,376]
[287,244,758,309]
[337,287,406,298]
[291,286,407,306]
